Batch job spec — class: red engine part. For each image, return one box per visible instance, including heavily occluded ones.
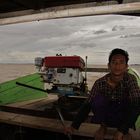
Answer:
[43,56,85,70]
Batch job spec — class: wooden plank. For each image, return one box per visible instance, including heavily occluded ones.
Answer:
[0,105,53,118]
[0,111,139,139]
[0,1,119,18]
[8,94,58,109]
[85,67,109,72]
[0,2,140,25]
[0,94,58,117]
[0,111,97,137]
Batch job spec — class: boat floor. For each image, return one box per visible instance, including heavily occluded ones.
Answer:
[0,94,139,140]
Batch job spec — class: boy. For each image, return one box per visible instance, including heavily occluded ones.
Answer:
[66,48,140,140]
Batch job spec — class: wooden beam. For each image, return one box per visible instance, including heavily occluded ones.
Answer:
[85,67,109,72]
[0,2,140,25]
[0,111,101,138]
[0,1,117,18]
[0,111,139,139]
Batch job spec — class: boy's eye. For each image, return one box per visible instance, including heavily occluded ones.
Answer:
[111,61,126,65]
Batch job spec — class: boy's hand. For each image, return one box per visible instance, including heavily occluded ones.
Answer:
[64,126,76,135]
[94,125,107,140]
[113,131,123,140]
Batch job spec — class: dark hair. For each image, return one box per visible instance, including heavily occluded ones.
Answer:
[109,48,129,64]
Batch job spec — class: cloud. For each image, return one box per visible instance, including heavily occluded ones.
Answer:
[0,15,140,64]
[120,33,140,38]
[112,25,125,31]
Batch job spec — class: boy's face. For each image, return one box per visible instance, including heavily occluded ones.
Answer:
[108,54,128,76]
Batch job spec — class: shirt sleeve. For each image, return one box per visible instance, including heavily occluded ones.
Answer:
[118,103,139,134]
[88,80,100,103]
[71,100,91,129]
[118,74,140,134]
[71,80,100,129]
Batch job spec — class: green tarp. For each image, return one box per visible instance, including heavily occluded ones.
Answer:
[0,73,47,105]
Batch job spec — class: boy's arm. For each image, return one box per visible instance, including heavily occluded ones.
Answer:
[118,75,140,134]
[71,100,91,129]
[118,104,139,134]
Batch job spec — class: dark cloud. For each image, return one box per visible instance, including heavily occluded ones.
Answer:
[94,30,107,34]
[120,33,140,38]
[112,25,125,31]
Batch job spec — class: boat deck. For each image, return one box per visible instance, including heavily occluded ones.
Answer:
[0,94,139,140]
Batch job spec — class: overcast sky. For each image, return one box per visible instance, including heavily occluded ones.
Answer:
[0,14,140,65]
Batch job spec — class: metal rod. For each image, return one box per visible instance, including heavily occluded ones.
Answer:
[16,82,47,93]
[55,107,72,140]
[85,56,88,83]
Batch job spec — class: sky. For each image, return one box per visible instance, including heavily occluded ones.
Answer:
[0,14,140,65]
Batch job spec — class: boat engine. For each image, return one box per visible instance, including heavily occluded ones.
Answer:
[35,55,87,95]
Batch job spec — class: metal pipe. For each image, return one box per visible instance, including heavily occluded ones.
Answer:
[16,82,47,93]
[55,107,72,140]
[85,56,88,83]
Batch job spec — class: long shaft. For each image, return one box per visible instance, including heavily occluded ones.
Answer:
[55,107,72,140]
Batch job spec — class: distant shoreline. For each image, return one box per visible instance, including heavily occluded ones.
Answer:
[0,63,34,65]
[0,63,139,65]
